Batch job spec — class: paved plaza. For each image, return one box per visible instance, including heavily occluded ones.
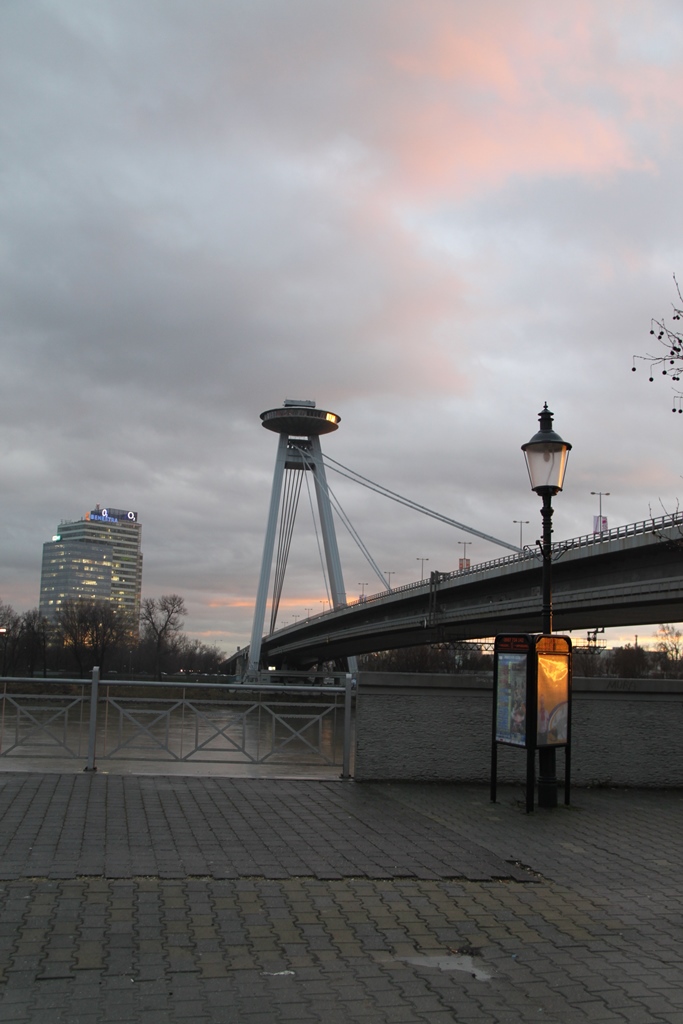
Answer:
[0,773,682,1022]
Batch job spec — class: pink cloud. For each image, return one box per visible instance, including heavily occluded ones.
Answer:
[208,599,254,609]
[384,102,639,197]
[375,2,668,197]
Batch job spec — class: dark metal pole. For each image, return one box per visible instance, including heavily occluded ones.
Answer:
[342,674,353,779]
[85,665,100,772]
[540,491,553,633]
[538,490,557,808]
[526,747,536,814]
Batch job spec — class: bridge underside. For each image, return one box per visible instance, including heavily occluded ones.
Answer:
[225,522,683,672]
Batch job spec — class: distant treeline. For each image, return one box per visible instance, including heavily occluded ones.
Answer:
[359,626,683,679]
[0,594,223,680]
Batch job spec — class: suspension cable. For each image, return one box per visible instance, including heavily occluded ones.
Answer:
[269,445,517,630]
[322,454,519,552]
[270,467,303,632]
[292,443,387,593]
[299,448,333,610]
[324,483,387,591]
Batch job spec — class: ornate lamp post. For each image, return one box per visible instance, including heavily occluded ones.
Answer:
[522,404,572,633]
[522,403,572,807]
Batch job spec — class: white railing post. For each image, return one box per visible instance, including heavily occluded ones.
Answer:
[85,666,99,772]
[341,673,353,779]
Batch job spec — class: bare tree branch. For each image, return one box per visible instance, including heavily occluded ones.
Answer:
[140,594,188,679]
[633,274,683,411]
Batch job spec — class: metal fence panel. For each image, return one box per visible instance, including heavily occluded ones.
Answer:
[0,673,355,775]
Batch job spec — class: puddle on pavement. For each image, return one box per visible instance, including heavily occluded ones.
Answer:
[400,955,492,981]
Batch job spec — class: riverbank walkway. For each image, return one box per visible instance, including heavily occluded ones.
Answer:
[0,772,681,1022]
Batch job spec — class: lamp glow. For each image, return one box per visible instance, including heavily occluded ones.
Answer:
[522,404,572,494]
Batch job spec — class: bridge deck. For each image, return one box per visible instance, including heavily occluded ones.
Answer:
[230,514,683,669]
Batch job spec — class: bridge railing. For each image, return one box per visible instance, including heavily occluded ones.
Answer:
[347,511,683,607]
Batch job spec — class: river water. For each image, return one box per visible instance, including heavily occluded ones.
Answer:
[0,690,353,779]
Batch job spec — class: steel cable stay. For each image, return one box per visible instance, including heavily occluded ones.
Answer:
[270,441,517,634]
[299,451,333,612]
[270,468,303,632]
[291,443,387,598]
[270,469,298,631]
[321,454,519,553]
[323,484,387,592]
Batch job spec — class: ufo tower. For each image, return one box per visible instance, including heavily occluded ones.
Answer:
[247,399,350,674]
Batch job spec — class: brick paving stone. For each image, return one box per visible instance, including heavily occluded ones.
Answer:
[0,777,683,1021]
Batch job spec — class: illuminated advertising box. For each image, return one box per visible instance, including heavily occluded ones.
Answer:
[494,635,529,747]
[491,633,572,811]
[493,634,571,749]
[536,635,570,747]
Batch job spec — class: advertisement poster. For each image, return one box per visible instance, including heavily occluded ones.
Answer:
[536,652,569,746]
[495,652,527,746]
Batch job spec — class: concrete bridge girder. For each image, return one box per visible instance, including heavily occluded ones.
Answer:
[251,525,683,668]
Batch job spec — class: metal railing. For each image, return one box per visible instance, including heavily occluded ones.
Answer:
[359,511,683,602]
[0,670,355,777]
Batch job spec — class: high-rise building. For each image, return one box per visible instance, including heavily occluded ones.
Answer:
[39,505,143,624]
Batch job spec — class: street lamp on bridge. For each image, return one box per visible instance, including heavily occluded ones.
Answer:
[416,557,429,581]
[513,519,529,550]
[591,491,610,535]
[522,403,572,808]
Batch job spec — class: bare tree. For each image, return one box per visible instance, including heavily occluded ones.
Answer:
[58,599,133,677]
[57,599,90,676]
[633,275,683,411]
[654,623,683,674]
[19,608,52,678]
[609,643,651,679]
[140,594,188,679]
[175,637,224,675]
[359,643,490,674]
[0,601,22,676]
[86,603,134,676]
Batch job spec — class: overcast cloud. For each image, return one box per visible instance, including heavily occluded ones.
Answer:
[3,0,683,653]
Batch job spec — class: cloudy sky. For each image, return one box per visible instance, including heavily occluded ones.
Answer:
[3,0,683,654]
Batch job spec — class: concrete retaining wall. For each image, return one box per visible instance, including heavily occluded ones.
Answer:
[354,672,683,787]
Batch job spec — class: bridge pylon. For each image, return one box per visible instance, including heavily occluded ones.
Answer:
[247,399,354,675]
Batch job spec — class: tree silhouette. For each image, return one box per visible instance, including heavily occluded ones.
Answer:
[654,623,683,674]
[633,275,683,411]
[58,599,133,677]
[140,594,188,680]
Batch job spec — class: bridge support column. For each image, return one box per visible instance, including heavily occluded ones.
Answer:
[308,436,358,675]
[248,434,289,676]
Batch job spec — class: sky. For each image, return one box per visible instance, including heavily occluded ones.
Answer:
[3,0,683,655]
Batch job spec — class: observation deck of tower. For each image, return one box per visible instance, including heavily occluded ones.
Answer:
[260,402,341,437]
